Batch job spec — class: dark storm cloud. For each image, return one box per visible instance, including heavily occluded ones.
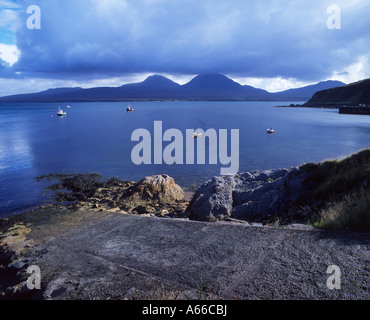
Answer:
[2,0,370,82]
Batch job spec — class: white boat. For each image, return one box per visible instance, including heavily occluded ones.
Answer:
[126,105,134,112]
[192,132,202,138]
[267,128,274,134]
[57,107,67,116]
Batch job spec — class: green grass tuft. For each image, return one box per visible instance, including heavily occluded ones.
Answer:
[311,188,370,232]
[303,149,370,232]
[301,148,370,199]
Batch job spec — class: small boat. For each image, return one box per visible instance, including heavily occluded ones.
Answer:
[57,108,67,116]
[267,128,274,134]
[126,105,134,112]
[192,132,202,139]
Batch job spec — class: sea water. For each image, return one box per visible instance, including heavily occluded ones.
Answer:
[0,101,369,217]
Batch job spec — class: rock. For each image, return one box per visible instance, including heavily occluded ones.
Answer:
[122,175,184,211]
[232,200,272,222]
[158,210,170,217]
[135,205,156,215]
[187,167,312,223]
[35,173,187,217]
[222,217,250,225]
[188,175,236,222]
[269,168,289,180]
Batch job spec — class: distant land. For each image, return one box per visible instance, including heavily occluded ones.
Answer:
[305,78,370,107]
[0,73,346,102]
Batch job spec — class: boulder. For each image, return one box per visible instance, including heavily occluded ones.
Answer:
[121,175,184,211]
[188,175,236,222]
[187,167,311,223]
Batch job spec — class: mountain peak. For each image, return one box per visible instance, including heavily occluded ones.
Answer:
[142,74,179,86]
[189,73,239,82]
[316,80,346,87]
[144,74,170,82]
[140,74,181,89]
[183,73,242,91]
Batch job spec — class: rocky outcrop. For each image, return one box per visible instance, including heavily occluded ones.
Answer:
[122,175,184,209]
[36,173,186,218]
[187,167,318,224]
[91,174,185,215]
[187,175,236,222]
[0,224,40,299]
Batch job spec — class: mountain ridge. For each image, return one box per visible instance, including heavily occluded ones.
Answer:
[0,73,346,102]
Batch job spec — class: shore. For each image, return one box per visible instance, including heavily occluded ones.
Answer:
[1,150,369,300]
[1,204,369,300]
[277,103,370,115]
[276,103,337,109]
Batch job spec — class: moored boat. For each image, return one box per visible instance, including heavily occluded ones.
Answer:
[126,105,134,112]
[192,132,202,138]
[57,108,67,116]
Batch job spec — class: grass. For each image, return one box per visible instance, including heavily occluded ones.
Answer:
[311,188,370,232]
[302,149,370,232]
[301,148,370,199]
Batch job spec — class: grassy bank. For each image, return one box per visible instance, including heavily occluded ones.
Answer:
[302,149,370,232]
[312,188,370,231]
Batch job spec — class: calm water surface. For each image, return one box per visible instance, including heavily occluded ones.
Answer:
[1,101,369,216]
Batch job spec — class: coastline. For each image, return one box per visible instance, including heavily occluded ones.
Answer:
[1,202,369,300]
[276,103,338,109]
[2,148,369,229]
[276,103,370,115]
[1,149,369,300]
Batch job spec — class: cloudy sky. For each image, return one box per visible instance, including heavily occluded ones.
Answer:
[0,0,369,96]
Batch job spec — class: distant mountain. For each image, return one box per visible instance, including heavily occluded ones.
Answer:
[0,73,345,102]
[272,80,345,101]
[182,73,241,93]
[178,73,270,100]
[305,78,370,107]
[71,75,182,100]
[38,87,85,95]
[0,87,84,102]
[119,75,181,94]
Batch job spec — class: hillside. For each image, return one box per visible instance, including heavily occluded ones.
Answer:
[305,78,370,107]
[273,80,345,101]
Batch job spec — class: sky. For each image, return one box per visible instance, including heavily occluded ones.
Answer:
[0,0,370,96]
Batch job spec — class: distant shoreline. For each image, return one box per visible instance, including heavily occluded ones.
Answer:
[0,99,307,103]
[277,103,370,114]
[276,103,338,109]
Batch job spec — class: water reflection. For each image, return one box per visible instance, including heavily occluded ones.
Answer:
[0,121,34,172]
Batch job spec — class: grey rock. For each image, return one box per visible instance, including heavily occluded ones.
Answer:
[269,168,289,180]
[27,213,370,300]
[135,205,156,215]
[187,166,311,223]
[188,175,236,222]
